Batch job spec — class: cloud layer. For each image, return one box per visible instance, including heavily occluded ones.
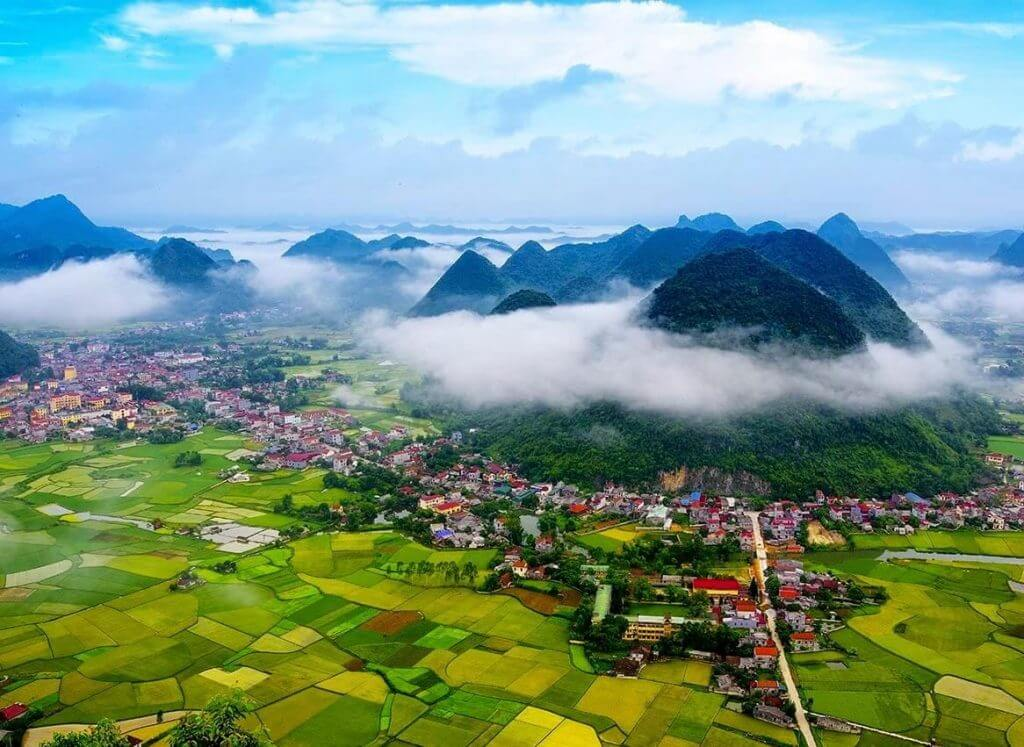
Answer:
[0,255,170,329]
[369,299,976,417]
[120,0,956,105]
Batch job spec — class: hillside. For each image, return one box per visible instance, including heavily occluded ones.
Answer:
[701,229,926,347]
[747,220,786,235]
[0,330,39,379]
[409,250,507,316]
[817,213,910,293]
[0,194,151,254]
[610,227,709,287]
[149,238,218,286]
[283,229,371,262]
[676,212,741,232]
[490,289,557,315]
[440,395,998,499]
[646,249,865,355]
[991,233,1024,267]
[500,241,556,292]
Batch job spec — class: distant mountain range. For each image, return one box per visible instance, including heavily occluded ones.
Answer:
[413,218,924,347]
[335,221,554,236]
[646,248,866,355]
[872,228,1022,259]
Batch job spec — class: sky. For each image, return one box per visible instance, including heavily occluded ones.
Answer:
[2,0,1024,228]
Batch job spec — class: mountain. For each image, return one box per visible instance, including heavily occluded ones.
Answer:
[991,234,1024,267]
[554,275,606,303]
[390,236,431,250]
[460,236,513,254]
[817,213,910,293]
[701,229,925,347]
[149,238,218,286]
[283,229,371,262]
[0,330,39,379]
[747,220,786,235]
[162,225,226,234]
[490,289,557,315]
[611,227,709,286]
[499,241,556,292]
[409,250,508,316]
[0,204,16,220]
[875,229,1021,259]
[0,195,151,253]
[676,212,742,232]
[542,224,652,282]
[646,248,865,355]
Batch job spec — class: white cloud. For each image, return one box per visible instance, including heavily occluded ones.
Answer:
[100,34,130,52]
[961,132,1024,162]
[0,256,170,328]
[893,251,1004,280]
[120,0,957,105]
[368,299,975,417]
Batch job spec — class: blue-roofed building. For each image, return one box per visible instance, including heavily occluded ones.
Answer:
[905,492,929,505]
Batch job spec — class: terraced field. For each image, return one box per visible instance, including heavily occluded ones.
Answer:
[799,550,1024,746]
[1,435,756,746]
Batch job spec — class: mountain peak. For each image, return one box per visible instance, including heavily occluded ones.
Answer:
[409,249,507,317]
[646,248,865,355]
[515,240,546,256]
[490,289,557,315]
[676,212,742,233]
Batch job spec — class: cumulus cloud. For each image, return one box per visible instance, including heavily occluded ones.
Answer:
[119,0,957,105]
[0,256,170,328]
[367,299,976,417]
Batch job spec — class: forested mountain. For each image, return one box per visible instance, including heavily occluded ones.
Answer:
[746,220,786,235]
[283,229,372,262]
[149,238,218,286]
[817,213,911,293]
[410,250,507,316]
[0,330,39,379]
[646,249,865,355]
[439,396,998,498]
[700,229,925,347]
[500,241,556,292]
[0,194,151,254]
[490,289,557,315]
[991,233,1024,267]
[610,227,709,286]
[676,212,742,232]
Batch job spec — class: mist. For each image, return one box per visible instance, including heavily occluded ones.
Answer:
[892,250,1024,321]
[0,255,170,329]
[368,299,977,417]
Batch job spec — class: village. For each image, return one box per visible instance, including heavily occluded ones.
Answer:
[6,331,1024,740]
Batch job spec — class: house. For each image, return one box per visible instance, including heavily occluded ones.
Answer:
[692,578,741,599]
[790,631,818,651]
[284,452,320,469]
[510,559,529,577]
[751,679,780,694]
[0,703,28,723]
[535,534,556,552]
[754,645,779,668]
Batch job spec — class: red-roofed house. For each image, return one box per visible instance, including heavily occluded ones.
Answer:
[754,646,779,667]
[0,702,28,722]
[790,631,818,651]
[692,578,741,598]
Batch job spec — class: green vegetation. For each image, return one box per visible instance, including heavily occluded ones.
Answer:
[647,248,866,355]
[489,289,557,315]
[0,328,39,378]
[797,548,1024,745]
[447,395,998,497]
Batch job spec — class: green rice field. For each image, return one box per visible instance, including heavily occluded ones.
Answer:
[0,432,742,746]
[798,549,1024,746]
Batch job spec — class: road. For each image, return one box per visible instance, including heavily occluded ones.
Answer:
[747,511,818,747]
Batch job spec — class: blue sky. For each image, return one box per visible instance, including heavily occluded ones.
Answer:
[1,0,1023,227]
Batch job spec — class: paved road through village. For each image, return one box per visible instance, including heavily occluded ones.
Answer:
[747,511,818,747]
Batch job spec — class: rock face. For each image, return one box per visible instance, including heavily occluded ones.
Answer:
[659,465,772,497]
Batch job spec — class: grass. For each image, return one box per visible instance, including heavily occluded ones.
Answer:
[987,435,1024,460]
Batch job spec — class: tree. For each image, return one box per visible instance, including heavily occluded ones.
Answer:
[169,691,267,746]
[44,720,130,747]
[174,450,203,468]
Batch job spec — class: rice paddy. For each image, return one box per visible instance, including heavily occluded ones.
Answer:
[799,549,1024,746]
